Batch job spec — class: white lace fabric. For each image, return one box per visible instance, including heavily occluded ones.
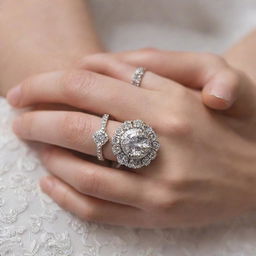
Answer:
[1,99,256,256]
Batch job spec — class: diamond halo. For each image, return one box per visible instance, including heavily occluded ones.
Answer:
[112,120,160,169]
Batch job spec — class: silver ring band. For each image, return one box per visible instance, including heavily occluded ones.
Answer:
[93,114,110,161]
[131,67,146,87]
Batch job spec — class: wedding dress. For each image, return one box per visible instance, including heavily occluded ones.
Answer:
[1,0,256,255]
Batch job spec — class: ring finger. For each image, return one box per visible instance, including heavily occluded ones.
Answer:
[14,110,120,161]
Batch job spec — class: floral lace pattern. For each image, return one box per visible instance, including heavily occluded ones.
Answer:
[1,98,256,256]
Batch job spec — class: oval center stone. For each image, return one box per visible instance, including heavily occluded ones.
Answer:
[121,128,151,159]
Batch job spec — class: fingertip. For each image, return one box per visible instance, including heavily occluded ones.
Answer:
[202,93,232,110]
[40,176,55,194]
[6,86,22,107]
[202,69,241,110]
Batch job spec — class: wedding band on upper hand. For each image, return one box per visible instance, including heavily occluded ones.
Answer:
[131,67,146,87]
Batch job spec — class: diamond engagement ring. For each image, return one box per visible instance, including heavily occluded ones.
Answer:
[93,114,110,161]
[112,120,160,169]
[131,67,146,87]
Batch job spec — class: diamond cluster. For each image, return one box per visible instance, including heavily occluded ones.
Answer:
[131,67,146,87]
[112,120,160,169]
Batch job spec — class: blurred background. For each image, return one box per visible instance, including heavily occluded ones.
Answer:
[90,0,256,53]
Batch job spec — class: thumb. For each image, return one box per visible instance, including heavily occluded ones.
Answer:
[202,68,256,117]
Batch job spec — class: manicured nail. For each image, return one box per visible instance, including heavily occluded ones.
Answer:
[205,83,236,106]
[40,176,55,194]
[7,86,21,106]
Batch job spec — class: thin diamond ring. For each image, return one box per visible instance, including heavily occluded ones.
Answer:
[93,114,110,161]
[131,67,146,87]
[112,120,160,169]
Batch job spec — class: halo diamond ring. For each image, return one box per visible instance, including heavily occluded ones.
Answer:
[112,120,160,169]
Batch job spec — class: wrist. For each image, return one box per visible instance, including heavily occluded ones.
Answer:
[0,0,102,96]
[223,29,256,84]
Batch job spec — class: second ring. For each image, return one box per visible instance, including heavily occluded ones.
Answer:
[93,114,110,161]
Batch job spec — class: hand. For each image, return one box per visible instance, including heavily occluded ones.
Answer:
[6,54,256,228]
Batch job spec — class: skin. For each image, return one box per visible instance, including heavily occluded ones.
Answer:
[0,0,102,95]
[6,54,256,228]
[224,29,256,82]
[2,0,256,228]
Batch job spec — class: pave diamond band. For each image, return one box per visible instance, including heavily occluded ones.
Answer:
[131,67,146,87]
[112,120,160,169]
[93,114,110,161]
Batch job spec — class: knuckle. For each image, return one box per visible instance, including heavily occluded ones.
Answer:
[158,115,192,137]
[61,70,95,102]
[61,113,93,145]
[219,68,241,89]
[144,181,179,212]
[148,192,180,212]
[136,48,161,62]
[200,53,227,67]
[165,174,188,191]
[81,205,98,222]
[158,197,180,212]
[78,54,102,69]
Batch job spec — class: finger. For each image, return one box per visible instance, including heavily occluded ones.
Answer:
[13,111,120,161]
[40,146,152,209]
[203,68,256,117]
[6,69,158,121]
[40,175,145,227]
[33,103,78,112]
[109,49,254,114]
[79,53,181,91]
[110,49,227,89]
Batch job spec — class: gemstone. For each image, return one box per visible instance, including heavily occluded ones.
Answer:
[117,153,129,165]
[112,144,121,155]
[93,130,108,146]
[152,141,160,151]
[142,156,151,166]
[128,159,143,169]
[133,120,144,128]
[112,120,160,169]
[123,121,133,130]
[120,128,152,159]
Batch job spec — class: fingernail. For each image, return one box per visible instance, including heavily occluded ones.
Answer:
[205,83,236,106]
[7,86,21,106]
[40,176,55,194]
